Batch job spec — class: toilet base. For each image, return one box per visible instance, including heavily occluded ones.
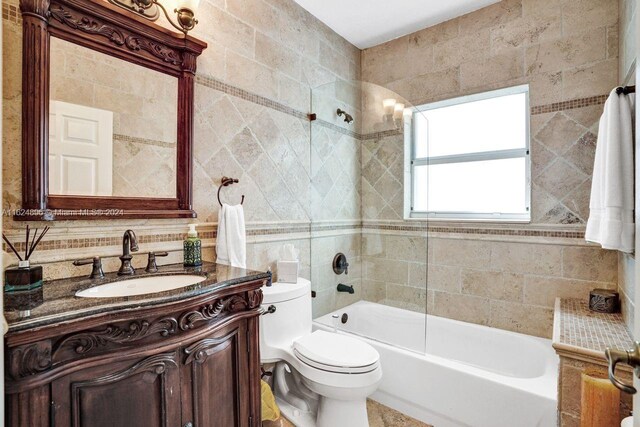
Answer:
[316,397,369,427]
[276,395,369,427]
[272,361,374,427]
[276,397,316,427]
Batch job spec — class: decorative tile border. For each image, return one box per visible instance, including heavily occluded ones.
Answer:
[362,222,586,239]
[195,74,309,120]
[2,2,20,24]
[361,128,403,140]
[530,95,609,115]
[113,134,176,148]
[4,221,591,254]
[1,223,364,253]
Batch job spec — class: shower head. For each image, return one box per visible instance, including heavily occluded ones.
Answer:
[337,108,354,125]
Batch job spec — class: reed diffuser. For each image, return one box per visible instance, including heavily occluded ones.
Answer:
[3,226,49,293]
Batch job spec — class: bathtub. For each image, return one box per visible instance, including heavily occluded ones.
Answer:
[314,301,558,427]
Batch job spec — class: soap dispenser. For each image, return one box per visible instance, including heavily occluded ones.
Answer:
[184,224,202,267]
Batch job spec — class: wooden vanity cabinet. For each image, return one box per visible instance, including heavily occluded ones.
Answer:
[5,280,265,427]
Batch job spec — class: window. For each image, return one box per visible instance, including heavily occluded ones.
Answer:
[406,85,531,221]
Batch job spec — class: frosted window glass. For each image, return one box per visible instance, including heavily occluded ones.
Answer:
[413,158,528,214]
[414,92,527,159]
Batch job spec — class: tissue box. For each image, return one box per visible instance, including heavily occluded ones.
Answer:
[277,261,298,283]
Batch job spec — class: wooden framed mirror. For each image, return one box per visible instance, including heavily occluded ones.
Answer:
[18,0,207,220]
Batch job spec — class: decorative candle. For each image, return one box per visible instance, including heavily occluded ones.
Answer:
[581,370,621,427]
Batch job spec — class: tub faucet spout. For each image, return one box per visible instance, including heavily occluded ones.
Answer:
[337,283,354,294]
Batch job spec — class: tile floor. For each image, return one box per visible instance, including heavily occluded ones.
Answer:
[263,399,431,427]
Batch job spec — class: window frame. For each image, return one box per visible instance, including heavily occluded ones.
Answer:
[404,85,532,222]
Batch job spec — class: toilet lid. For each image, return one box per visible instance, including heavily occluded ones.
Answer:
[293,330,379,374]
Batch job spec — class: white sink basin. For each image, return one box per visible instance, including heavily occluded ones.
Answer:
[75,275,207,298]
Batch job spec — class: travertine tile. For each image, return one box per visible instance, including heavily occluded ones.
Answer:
[386,283,427,313]
[562,246,617,282]
[536,158,588,202]
[457,0,522,34]
[563,58,618,100]
[525,28,607,75]
[460,50,524,90]
[461,269,524,302]
[433,291,490,325]
[364,259,408,284]
[535,113,586,155]
[490,241,563,275]
[561,0,618,36]
[490,14,561,54]
[433,30,491,70]
[489,300,554,337]
[427,264,460,293]
[524,276,612,307]
[433,238,492,268]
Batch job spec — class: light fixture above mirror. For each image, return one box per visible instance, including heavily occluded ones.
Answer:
[108,0,200,34]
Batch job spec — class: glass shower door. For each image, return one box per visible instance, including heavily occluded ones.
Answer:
[309,80,430,355]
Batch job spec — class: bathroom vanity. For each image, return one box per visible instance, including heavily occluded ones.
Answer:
[4,262,269,427]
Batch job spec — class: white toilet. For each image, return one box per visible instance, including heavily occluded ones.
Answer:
[259,278,382,427]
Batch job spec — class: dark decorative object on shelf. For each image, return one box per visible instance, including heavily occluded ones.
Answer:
[589,289,620,313]
[3,226,49,316]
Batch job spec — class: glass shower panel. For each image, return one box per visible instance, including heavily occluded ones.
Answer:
[309,81,430,355]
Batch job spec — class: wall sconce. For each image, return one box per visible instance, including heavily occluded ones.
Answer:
[383,98,396,121]
[393,103,405,121]
[109,0,200,34]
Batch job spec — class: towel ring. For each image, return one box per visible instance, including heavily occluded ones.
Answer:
[217,176,245,207]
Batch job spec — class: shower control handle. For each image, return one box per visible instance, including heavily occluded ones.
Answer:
[333,253,349,275]
[605,342,640,394]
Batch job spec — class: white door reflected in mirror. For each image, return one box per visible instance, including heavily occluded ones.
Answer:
[49,100,113,196]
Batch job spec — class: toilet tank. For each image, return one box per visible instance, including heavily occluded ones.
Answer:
[259,278,312,363]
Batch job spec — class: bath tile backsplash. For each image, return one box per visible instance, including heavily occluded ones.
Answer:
[362,233,617,338]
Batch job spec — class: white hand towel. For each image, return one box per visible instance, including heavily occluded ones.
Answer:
[216,203,247,268]
[585,88,634,253]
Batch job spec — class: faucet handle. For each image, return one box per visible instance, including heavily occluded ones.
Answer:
[145,251,168,273]
[73,256,105,280]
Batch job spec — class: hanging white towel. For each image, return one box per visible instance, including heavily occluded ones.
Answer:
[585,88,634,253]
[216,203,247,268]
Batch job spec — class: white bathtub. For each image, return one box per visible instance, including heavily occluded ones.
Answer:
[314,301,558,427]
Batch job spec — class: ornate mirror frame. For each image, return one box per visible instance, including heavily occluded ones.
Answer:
[18,0,207,220]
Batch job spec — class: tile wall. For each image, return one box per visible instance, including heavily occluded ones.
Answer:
[2,0,361,317]
[1,0,628,338]
[359,0,621,338]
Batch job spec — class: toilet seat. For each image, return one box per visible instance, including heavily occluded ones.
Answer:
[293,330,380,374]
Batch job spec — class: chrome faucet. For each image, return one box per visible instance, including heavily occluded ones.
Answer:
[118,230,139,275]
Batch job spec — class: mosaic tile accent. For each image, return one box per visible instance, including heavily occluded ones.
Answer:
[113,134,175,148]
[3,221,591,255]
[363,223,586,239]
[361,128,403,141]
[531,95,609,115]
[2,2,20,24]
[196,74,308,120]
[556,298,633,354]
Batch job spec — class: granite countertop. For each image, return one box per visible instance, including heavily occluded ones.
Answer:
[552,298,634,361]
[4,262,271,333]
